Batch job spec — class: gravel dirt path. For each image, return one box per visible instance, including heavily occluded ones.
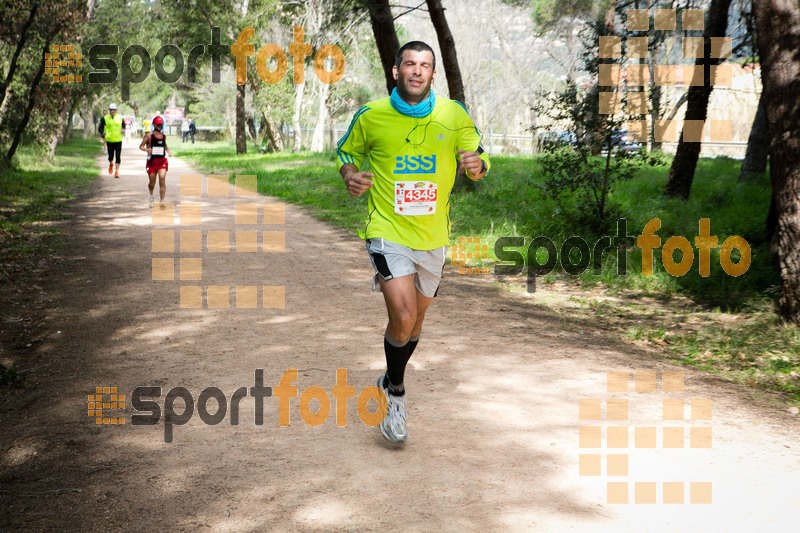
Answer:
[1,143,799,532]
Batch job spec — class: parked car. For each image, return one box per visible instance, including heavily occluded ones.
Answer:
[604,129,643,154]
[537,130,577,151]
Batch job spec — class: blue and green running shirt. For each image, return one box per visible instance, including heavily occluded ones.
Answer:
[337,95,490,250]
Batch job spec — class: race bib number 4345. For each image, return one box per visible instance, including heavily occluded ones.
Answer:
[395,181,437,216]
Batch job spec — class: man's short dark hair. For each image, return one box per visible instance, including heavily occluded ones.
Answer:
[395,41,436,71]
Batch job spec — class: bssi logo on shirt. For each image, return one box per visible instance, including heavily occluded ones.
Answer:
[393,155,437,174]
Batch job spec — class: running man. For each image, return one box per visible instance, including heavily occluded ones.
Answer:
[181,118,190,142]
[337,41,489,444]
[99,103,124,177]
[140,116,172,208]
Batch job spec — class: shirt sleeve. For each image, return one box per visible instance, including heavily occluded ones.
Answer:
[336,106,370,170]
[453,102,490,178]
[98,119,105,135]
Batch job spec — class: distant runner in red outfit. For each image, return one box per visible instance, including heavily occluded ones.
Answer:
[139,115,172,208]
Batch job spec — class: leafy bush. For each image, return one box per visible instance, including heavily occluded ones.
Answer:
[536,147,638,235]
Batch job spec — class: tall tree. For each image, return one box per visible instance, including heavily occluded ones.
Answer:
[48,90,71,155]
[3,0,86,167]
[3,32,57,167]
[363,0,399,95]
[643,0,680,152]
[0,2,39,131]
[235,82,247,153]
[159,0,251,154]
[753,0,800,325]
[425,0,465,104]
[235,1,249,154]
[664,0,733,199]
[51,0,97,153]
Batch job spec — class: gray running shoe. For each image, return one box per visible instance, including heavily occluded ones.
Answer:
[375,373,408,443]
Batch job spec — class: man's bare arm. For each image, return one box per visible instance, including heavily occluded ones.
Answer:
[458,149,488,181]
[340,162,374,197]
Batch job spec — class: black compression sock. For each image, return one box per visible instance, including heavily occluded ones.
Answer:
[407,335,420,358]
[384,332,410,394]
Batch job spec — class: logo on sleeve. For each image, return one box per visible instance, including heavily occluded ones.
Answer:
[393,155,437,174]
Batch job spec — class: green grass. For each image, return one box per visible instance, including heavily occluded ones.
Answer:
[173,141,797,403]
[624,311,800,402]
[172,142,779,310]
[0,136,100,261]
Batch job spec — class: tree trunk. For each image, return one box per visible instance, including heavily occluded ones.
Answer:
[49,91,71,156]
[327,105,336,152]
[310,80,329,152]
[664,0,733,199]
[4,35,54,167]
[246,114,257,140]
[664,90,689,123]
[235,82,247,153]
[581,12,615,155]
[262,111,282,152]
[0,86,15,134]
[565,21,576,85]
[753,0,800,324]
[235,0,249,155]
[247,76,262,140]
[61,93,78,143]
[0,4,38,131]
[767,189,778,256]
[425,0,470,189]
[738,93,769,181]
[425,0,466,104]
[79,98,94,140]
[648,38,664,151]
[292,81,305,152]
[365,0,400,95]
[81,100,93,139]
[280,120,289,149]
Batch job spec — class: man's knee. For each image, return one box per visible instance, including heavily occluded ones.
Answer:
[389,307,417,334]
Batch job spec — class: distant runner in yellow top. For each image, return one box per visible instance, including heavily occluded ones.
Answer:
[99,103,124,178]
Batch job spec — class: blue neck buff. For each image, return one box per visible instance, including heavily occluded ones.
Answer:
[390,87,435,117]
